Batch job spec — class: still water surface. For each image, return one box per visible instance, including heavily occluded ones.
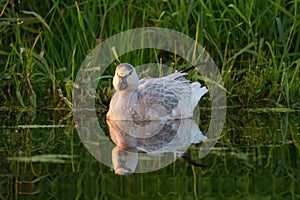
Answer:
[0,108,299,199]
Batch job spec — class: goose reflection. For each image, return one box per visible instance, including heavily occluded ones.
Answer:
[107,118,207,175]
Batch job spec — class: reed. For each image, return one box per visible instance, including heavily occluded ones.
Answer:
[0,0,299,109]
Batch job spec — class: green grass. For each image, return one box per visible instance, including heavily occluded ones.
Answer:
[0,0,299,109]
[1,2,299,198]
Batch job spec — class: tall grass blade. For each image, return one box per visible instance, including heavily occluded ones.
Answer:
[22,10,53,35]
[275,17,287,46]
[16,90,27,108]
[75,1,85,33]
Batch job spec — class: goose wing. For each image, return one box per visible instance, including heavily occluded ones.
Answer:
[130,80,191,121]
[136,83,179,115]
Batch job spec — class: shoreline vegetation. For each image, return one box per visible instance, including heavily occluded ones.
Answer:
[0,2,299,198]
[1,0,299,110]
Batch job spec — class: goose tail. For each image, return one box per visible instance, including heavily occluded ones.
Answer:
[190,82,208,110]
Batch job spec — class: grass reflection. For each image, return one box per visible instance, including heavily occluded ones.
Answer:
[0,109,299,199]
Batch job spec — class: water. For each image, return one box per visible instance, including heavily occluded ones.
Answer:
[0,108,299,199]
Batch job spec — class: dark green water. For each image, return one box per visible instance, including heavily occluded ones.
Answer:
[0,108,299,199]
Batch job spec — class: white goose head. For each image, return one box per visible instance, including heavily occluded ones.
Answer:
[113,63,139,92]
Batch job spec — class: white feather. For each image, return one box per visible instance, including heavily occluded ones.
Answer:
[107,63,208,121]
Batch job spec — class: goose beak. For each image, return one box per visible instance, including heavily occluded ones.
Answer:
[118,76,128,90]
[115,167,132,175]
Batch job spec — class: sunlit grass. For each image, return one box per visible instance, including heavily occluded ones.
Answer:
[0,0,299,109]
[1,2,299,199]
